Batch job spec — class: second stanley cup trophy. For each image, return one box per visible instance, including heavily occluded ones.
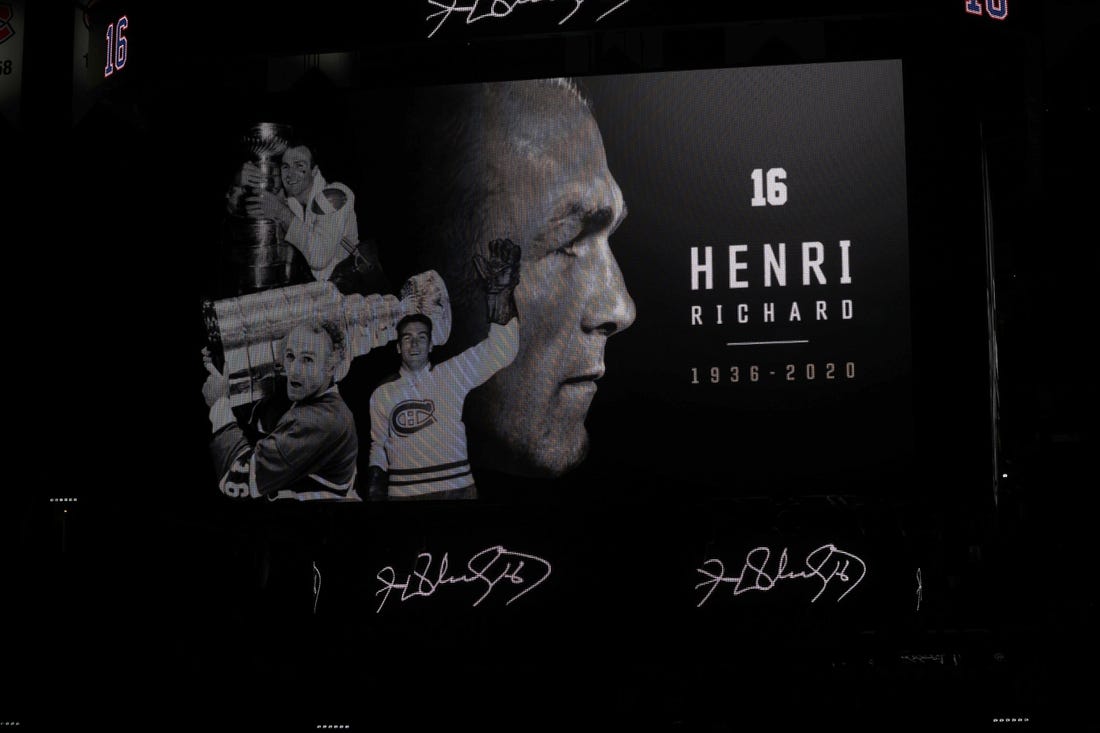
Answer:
[224,122,297,294]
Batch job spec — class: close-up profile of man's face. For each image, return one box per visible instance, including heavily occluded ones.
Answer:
[465,82,636,477]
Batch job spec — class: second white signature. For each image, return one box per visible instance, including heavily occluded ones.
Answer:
[695,544,867,607]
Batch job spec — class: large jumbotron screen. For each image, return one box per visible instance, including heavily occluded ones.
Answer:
[185,60,912,504]
[43,3,1001,728]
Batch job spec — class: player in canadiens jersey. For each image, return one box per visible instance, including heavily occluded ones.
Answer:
[202,319,359,501]
[366,238,521,500]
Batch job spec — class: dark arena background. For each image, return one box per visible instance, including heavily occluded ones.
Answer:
[7,1,1097,730]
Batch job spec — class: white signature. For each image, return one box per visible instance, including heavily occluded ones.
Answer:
[426,0,632,38]
[376,546,553,613]
[695,544,867,607]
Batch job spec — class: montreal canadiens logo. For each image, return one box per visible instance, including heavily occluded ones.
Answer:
[0,4,14,45]
[392,399,436,436]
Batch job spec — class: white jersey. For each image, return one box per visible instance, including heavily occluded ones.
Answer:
[368,321,518,498]
[284,169,358,283]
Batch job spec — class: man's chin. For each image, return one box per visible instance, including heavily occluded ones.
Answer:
[286,385,313,402]
[470,424,589,479]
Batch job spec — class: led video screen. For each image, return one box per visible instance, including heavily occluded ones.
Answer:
[193,59,911,503]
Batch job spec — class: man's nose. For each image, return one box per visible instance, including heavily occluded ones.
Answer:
[582,239,636,337]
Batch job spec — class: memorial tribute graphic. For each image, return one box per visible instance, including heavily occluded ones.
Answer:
[197,60,911,502]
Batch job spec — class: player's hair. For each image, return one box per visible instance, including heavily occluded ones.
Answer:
[537,76,589,107]
[396,313,433,340]
[291,319,346,362]
[283,136,320,170]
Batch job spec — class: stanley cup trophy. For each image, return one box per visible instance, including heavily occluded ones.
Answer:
[203,270,453,407]
[223,122,297,294]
